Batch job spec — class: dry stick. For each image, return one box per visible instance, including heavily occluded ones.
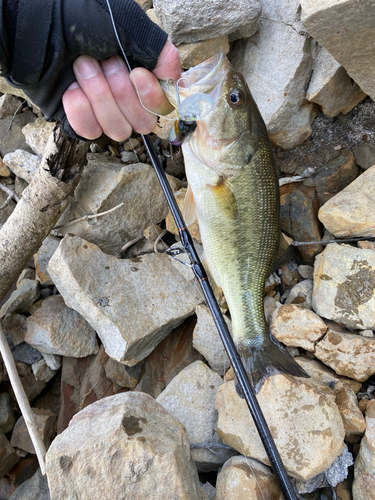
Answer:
[0,320,47,473]
[0,183,20,203]
[53,200,126,230]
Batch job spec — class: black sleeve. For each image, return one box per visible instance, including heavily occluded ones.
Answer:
[0,0,168,138]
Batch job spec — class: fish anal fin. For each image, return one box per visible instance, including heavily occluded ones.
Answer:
[209,176,238,220]
[183,184,197,226]
[234,332,309,397]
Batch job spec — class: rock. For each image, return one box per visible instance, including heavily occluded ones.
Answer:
[166,188,201,243]
[2,150,41,183]
[21,119,55,156]
[285,279,313,309]
[57,154,172,254]
[8,468,50,500]
[0,279,40,318]
[11,372,46,403]
[120,150,138,163]
[271,304,327,351]
[48,235,200,366]
[279,184,323,263]
[193,304,230,375]
[31,359,57,383]
[0,94,22,118]
[46,392,201,499]
[0,79,29,100]
[134,316,204,398]
[308,149,359,207]
[11,409,56,454]
[157,361,235,472]
[353,400,375,500]
[298,264,314,280]
[0,430,19,479]
[104,357,142,389]
[0,393,16,433]
[34,235,61,286]
[134,0,152,11]
[358,240,375,250]
[359,329,374,337]
[295,356,362,393]
[0,455,39,499]
[312,244,375,329]
[25,295,99,357]
[0,156,12,177]
[306,46,366,117]
[153,0,261,45]
[230,2,317,150]
[0,183,16,225]
[200,482,216,500]
[216,376,345,481]
[318,165,375,238]
[57,345,123,434]
[314,324,375,382]
[42,354,62,371]
[0,111,35,157]
[2,313,27,345]
[14,176,28,198]
[300,0,375,101]
[215,456,283,500]
[353,142,375,170]
[333,382,365,443]
[178,36,230,69]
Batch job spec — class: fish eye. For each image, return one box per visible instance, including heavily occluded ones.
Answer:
[228,88,245,108]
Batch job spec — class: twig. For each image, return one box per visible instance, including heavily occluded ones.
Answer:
[0,194,13,210]
[292,236,375,246]
[120,235,144,254]
[0,183,20,203]
[0,321,46,474]
[1,101,24,144]
[154,229,167,253]
[53,201,125,230]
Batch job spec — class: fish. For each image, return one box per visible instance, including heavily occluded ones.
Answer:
[161,52,309,394]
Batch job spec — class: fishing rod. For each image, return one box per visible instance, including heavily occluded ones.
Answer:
[105,2,301,499]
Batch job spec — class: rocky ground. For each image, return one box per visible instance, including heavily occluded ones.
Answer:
[0,0,375,499]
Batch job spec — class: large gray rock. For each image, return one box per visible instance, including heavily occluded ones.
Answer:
[0,279,40,318]
[46,392,201,500]
[25,295,99,358]
[2,150,41,183]
[48,235,200,366]
[156,361,235,472]
[22,119,55,157]
[230,0,316,150]
[313,244,375,329]
[0,111,35,157]
[153,0,261,45]
[353,400,375,500]
[318,165,375,238]
[58,154,173,254]
[300,0,375,100]
[9,468,50,500]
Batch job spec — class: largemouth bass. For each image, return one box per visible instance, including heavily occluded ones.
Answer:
[162,53,308,394]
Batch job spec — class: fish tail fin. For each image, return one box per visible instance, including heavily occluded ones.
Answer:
[234,332,309,397]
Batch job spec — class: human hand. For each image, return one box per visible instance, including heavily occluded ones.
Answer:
[62,40,181,141]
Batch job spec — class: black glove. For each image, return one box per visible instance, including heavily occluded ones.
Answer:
[0,0,168,138]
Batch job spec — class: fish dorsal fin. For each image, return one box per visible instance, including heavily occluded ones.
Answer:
[270,232,299,273]
[209,176,238,220]
[183,184,197,226]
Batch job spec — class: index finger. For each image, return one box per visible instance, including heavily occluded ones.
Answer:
[152,41,181,82]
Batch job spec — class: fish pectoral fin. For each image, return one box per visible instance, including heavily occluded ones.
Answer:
[183,184,197,226]
[209,177,238,220]
[234,332,309,396]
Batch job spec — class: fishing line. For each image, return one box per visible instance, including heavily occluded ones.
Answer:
[104,2,303,499]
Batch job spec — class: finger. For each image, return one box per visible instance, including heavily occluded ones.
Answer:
[100,56,157,135]
[73,55,132,142]
[152,40,181,81]
[62,82,103,140]
[130,68,175,116]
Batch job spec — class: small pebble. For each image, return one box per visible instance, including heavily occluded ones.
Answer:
[120,151,138,164]
[359,329,374,338]
[298,264,314,280]
[123,138,140,150]
[358,240,375,250]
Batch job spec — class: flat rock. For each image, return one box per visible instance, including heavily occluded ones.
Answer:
[0,156,11,176]
[333,382,365,443]
[46,392,201,500]
[353,400,375,500]
[193,304,230,375]
[0,94,22,118]
[314,324,375,382]
[48,235,200,366]
[166,188,201,243]
[25,295,99,357]
[0,393,16,433]
[21,119,55,156]
[0,111,35,157]
[31,359,57,383]
[8,468,50,500]
[318,165,375,238]
[104,356,142,389]
[353,142,375,170]
[295,356,362,393]
[153,0,260,45]
[216,376,345,481]
[271,304,327,351]
[157,361,235,472]
[215,456,283,500]
[2,150,40,184]
[306,46,366,117]
[11,409,56,454]
[178,36,230,69]
[312,243,375,329]
[200,482,216,500]
[34,235,61,286]
[0,279,40,318]
[0,430,19,479]
[230,4,316,150]
[300,0,375,100]
[285,279,313,309]
[57,154,172,254]
[2,313,27,345]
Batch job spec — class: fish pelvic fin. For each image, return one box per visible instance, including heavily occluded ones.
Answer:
[234,332,309,397]
[183,184,197,226]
